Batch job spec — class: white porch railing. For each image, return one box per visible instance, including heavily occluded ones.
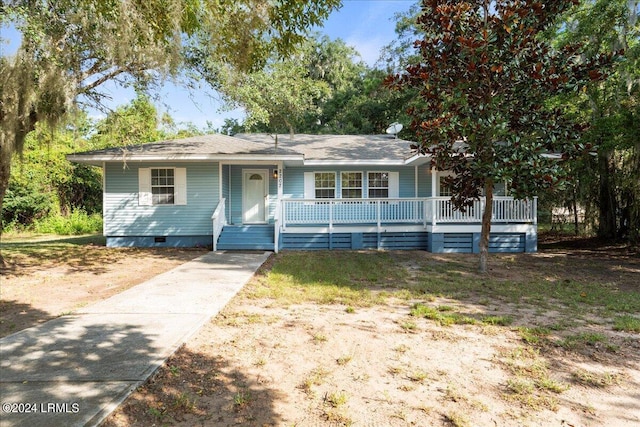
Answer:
[281,197,536,229]
[211,198,226,251]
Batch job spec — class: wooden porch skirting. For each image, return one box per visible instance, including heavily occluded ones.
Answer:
[279,230,536,253]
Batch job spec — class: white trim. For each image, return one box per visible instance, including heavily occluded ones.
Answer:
[310,171,337,199]
[102,162,106,236]
[218,162,223,204]
[431,223,536,233]
[67,154,303,166]
[138,168,152,206]
[276,162,283,200]
[71,154,433,167]
[174,167,187,205]
[281,225,429,234]
[303,159,405,166]
[414,166,418,197]
[242,169,269,224]
[431,167,437,197]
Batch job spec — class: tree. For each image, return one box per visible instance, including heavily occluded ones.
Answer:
[216,58,332,136]
[91,95,164,149]
[550,0,639,244]
[0,0,340,235]
[3,113,103,228]
[388,0,613,272]
[212,35,367,136]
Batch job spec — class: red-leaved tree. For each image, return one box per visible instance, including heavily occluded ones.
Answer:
[387,0,614,272]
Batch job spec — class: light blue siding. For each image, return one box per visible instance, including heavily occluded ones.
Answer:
[104,162,218,238]
[417,165,433,197]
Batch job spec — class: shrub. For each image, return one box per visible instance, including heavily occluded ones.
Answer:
[32,210,103,235]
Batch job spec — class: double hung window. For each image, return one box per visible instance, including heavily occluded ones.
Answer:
[151,168,175,205]
[368,172,389,198]
[341,172,363,198]
[314,172,336,199]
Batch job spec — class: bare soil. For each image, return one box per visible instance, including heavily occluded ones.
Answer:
[0,236,207,338]
[2,235,639,426]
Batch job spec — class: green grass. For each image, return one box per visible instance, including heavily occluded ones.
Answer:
[245,251,640,328]
[246,251,409,306]
[518,327,552,345]
[410,303,478,326]
[559,332,609,350]
[613,315,640,332]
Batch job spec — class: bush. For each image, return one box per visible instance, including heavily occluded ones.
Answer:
[32,210,103,235]
[2,179,54,226]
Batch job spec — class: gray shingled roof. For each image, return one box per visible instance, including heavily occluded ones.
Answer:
[68,133,418,164]
[234,133,414,161]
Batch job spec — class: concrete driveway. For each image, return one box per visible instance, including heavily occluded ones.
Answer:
[0,251,271,427]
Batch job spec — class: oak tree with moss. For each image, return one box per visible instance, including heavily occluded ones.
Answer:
[0,0,340,241]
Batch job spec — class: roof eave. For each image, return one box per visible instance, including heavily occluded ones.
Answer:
[67,153,305,165]
[302,159,406,166]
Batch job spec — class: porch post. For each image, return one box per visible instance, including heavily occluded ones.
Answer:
[431,167,438,197]
[275,161,283,252]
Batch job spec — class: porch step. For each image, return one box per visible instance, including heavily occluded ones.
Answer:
[217,225,275,250]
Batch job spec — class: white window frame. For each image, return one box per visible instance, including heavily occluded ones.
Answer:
[341,171,363,199]
[313,172,336,199]
[151,168,176,205]
[367,172,390,198]
[139,167,187,206]
[437,171,455,197]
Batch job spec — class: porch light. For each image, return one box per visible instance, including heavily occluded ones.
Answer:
[272,169,278,180]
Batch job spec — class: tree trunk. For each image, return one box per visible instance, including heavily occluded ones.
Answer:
[629,142,640,246]
[0,146,11,267]
[479,179,494,274]
[597,149,617,239]
[572,185,579,236]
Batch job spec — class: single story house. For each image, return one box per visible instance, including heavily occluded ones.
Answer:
[67,133,537,253]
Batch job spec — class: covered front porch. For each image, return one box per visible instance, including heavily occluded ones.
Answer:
[213,195,537,253]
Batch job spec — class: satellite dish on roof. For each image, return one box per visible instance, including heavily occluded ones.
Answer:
[386,122,403,138]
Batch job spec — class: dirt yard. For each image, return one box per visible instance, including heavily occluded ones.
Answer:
[0,235,207,338]
[2,234,639,426]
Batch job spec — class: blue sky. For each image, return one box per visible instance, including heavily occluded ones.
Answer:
[0,0,415,130]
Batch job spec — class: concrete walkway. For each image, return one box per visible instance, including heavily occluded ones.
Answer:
[0,251,271,427]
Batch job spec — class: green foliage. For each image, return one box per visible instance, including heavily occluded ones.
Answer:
[3,115,103,230]
[32,210,103,235]
[545,0,640,243]
[1,0,340,229]
[219,58,332,135]
[91,94,165,148]
[388,0,617,270]
[215,33,417,137]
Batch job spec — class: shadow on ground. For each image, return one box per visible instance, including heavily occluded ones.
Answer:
[101,345,286,426]
[1,312,285,427]
[0,234,206,278]
[0,300,54,338]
